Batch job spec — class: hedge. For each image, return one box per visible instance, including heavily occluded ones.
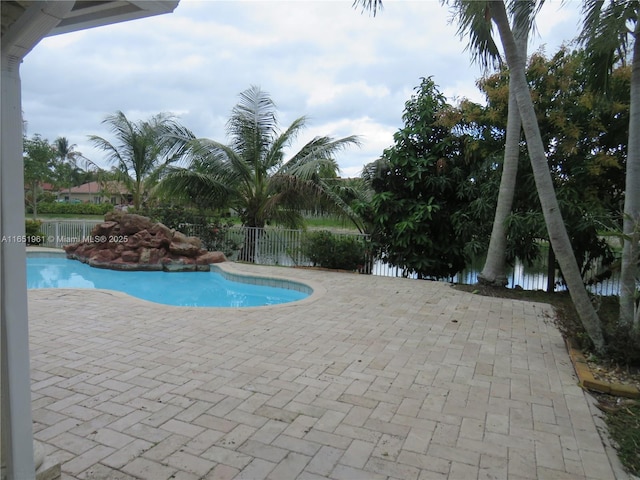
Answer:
[27,202,114,215]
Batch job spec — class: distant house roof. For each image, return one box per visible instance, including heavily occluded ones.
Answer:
[69,181,129,195]
[24,182,57,192]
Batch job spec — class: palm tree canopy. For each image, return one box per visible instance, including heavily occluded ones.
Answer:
[579,0,639,92]
[89,111,189,209]
[158,86,361,228]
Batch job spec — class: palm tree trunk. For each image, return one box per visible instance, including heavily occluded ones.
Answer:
[620,25,640,332]
[491,1,606,352]
[478,17,528,287]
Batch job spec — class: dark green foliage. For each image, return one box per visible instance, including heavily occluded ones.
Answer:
[301,230,368,271]
[25,220,44,245]
[27,202,114,215]
[24,134,58,218]
[141,205,202,230]
[366,78,499,280]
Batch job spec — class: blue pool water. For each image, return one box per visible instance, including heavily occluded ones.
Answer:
[27,256,309,307]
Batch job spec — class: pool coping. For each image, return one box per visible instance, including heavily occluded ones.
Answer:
[26,247,324,309]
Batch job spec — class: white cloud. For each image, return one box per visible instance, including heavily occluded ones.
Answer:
[21,0,582,176]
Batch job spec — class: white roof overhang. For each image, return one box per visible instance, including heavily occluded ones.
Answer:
[2,1,179,60]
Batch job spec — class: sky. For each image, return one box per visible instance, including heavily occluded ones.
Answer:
[21,0,583,178]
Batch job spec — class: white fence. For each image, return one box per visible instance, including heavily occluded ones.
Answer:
[181,225,374,273]
[36,220,624,294]
[39,220,103,248]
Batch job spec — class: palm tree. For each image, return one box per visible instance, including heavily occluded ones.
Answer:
[580,1,639,332]
[160,86,359,225]
[486,0,605,351]
[158,86,359,261]
[89,111,186,210]
[54,136,78,165]
[355,0,606,351]
[53,136,81,200]
[476,4,531,287]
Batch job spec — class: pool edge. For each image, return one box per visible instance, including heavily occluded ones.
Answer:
[26,248,324,309]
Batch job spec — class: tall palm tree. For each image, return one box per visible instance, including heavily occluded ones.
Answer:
[159,86,360,230]
[476,4,531,287]
[53,136,81,200]
[355,0,606,351]
[580,0,639,332]
[54,136,78,165]
[89,111,186,210]
[487,0,605,351]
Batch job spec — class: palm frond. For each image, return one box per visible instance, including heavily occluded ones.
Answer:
[509,0,542,42]
[228,86,278,164]
[352,0,383,17]
[193,138,254,188]
[87,134,125,167]
[285,135,361,174]
[446,0,502,71]
[264,116,308,171]
[579,0,638,92]
[155,167,233,206]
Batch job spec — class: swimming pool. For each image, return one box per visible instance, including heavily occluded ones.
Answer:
[27,255,310,307]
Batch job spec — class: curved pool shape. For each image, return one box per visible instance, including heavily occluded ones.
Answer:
[27,256,310,307]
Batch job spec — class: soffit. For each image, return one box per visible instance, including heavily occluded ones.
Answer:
[1,1,178,40]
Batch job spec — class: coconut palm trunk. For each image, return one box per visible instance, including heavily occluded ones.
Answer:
[620,23,640,331]
[478,17,528,287]
[491,1,605,352]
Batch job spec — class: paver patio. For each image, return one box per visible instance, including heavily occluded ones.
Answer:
[28,261,622,479]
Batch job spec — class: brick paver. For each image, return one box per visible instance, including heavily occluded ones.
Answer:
[28,261,623,479]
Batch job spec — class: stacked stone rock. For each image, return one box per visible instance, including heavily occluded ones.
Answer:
[63,212,225,271]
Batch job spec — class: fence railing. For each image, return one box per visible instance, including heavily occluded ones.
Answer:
[36,220,624,294]
[39,220,103,248]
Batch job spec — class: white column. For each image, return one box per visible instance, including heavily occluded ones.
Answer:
[1,53,36,480]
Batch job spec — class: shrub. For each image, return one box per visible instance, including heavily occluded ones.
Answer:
[25,220,44,245]
[301,230,367,271]
[29,202,114,215]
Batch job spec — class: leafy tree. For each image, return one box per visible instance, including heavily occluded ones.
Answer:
[158,86,360,259]
[23,135,57,219]
[89,111,187,210]
[472,48,628,285]
[580,0,640,333]
[365,78,498,279]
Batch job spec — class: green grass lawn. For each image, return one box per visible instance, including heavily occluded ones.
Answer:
[303,216,359,231]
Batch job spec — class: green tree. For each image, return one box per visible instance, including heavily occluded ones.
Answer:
[365,78,498,279]
[159,86,360,240]
[89,111,186,210]
[23,134,57,219]
[580,0,640,333]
